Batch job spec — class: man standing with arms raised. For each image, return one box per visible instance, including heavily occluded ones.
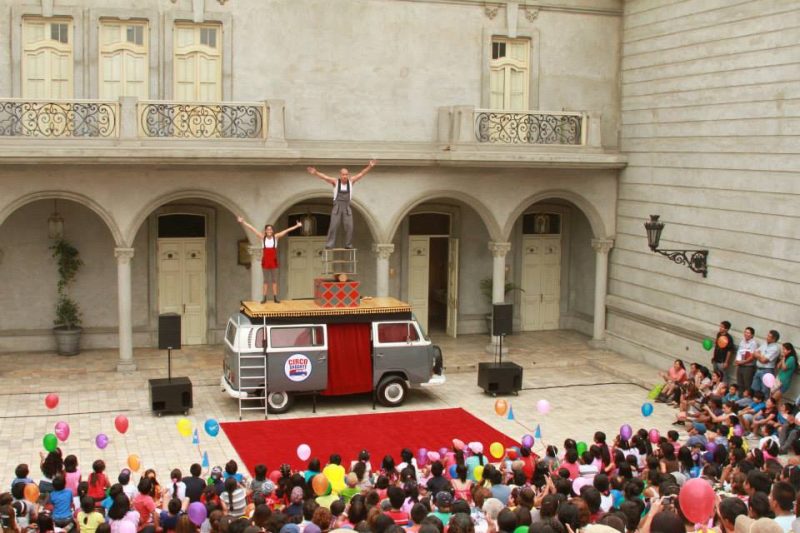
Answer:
[307,160,377,249]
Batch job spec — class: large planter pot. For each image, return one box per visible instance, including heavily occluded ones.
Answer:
[53,327,82,356]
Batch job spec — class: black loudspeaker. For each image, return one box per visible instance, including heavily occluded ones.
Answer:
[158,313,181,350]
[477,362,523,395]
[492,303,513,336]
[149,377,193,415]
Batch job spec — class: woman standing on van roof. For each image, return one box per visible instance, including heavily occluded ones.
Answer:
[237,217,302,304]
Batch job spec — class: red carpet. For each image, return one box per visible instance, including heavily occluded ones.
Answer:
[221,408,518,473]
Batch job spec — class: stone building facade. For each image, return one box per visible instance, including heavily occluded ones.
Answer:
[0,0,794,373]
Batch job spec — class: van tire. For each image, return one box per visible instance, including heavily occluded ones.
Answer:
[377,376,407,407]
[267,391,293,414]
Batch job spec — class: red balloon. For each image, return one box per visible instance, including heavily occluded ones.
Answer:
[45,393,59,410]
[679,478,715,524]
[114,415,129,434]
[269,470,281,483]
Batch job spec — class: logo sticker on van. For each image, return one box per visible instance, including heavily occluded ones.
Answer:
[285,354,312,382]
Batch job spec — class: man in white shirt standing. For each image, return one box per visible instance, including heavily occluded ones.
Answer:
[735,327,759,393]
[752,329,781,395]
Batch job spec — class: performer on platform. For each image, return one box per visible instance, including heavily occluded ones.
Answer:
[237,217,302,303]
[307,160,377,249]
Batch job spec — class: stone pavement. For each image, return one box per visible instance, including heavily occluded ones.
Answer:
[0,330,680,488]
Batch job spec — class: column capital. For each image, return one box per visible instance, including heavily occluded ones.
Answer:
[372,243,395,260]
[247,245,262,258]
[114,247,135,263]
[488,241,511,258]
[591,239,614,254]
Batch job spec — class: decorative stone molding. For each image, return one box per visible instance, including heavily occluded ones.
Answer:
[218,0,230,4]
[114,247,135,264]
[591,239,614,254]
[488,241,511,258]
[372,243,395,260]
[524,7,539,22]
[484,5,499,19]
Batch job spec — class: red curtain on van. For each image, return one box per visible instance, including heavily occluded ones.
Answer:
[323,323,373,396]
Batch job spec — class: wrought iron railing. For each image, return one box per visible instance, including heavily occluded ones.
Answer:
[475,110,585,145]
[0,99,119,138]
[138,101,267,139]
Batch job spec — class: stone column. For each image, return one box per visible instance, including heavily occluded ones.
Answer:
[372,243,395,298]
[487,242,511,352]
[115,248,136,372]
[591,239,614,343]
[248,246,263,301]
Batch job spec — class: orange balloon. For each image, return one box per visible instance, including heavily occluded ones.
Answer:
[717,336,729,349]
[494,399,508,416]
[312,473,330,496]
[24,483,40,503]
[127,454,141,472]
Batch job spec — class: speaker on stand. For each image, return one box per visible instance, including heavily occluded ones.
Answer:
[477,304,523,395]
[149,313,193,416]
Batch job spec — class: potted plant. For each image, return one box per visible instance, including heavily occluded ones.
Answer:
[480,278,523,333]
[51,238,83,355]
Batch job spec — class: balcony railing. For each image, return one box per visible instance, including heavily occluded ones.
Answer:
[475,109,585,145]
[439,106,596,147]
[0,97,284,143]
[0,99,119,138]
[138,101,267,139]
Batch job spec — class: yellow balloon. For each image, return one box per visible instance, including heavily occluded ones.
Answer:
[473,465,484,481]
[489,441,504,459]
[177,418,192,437]
[127,454,141,472]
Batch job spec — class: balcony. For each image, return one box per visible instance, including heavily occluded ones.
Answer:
[0,96,285,143]
[438,106,599,148]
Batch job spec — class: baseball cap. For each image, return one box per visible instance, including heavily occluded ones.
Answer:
[436,491,453,507]
[261,480,275,494]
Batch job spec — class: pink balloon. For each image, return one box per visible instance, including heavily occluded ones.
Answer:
[297,444,311,461]
[54,421,70,442]
[678,478,715,524]
[427,451,441,462]
[762,373,776,389]
[536,399,551,415]
[572,477,590,495]
[452,439,465,451]
[649,428,660,444]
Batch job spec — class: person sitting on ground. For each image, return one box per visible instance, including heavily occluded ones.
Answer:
[159,498,183,533]
[183,464,206,504]
[384,486,410,526]
[656,360,688,404]
[429,492,453,526]
[77,496,104,533]
[751,396,779,438]
[740,391,767,435]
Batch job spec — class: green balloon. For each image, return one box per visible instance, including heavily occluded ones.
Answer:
[576,441,588,456]
[702,338,714,351]
[43,433,58,452]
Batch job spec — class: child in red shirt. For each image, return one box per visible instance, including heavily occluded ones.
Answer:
[87,461,109,503]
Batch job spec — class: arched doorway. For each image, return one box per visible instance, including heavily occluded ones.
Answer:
[0,198,120,351]
[509,200,596,335]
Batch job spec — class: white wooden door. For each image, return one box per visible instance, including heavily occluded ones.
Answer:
[158,238,207,344]
[22,18,73,99]
[287,237,326,299]
[445,237,459,338]
[521,236,561,331]
[408,236,430,333]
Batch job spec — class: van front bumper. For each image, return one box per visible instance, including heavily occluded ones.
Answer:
[419,373,446,387]
[221,376,248,400]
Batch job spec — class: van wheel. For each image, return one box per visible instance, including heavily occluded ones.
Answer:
[267,391,293,414]
[377,376,407,407]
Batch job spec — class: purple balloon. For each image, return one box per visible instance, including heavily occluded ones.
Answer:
[417,448,428,466]
[95,433,109,449]
[439,447,449,458]
[188,501,207,526]
[619,424,632,441]
[705,441,717,454]
[521,434,534,449]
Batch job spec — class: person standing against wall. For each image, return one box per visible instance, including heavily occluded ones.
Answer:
[712,321,736,382]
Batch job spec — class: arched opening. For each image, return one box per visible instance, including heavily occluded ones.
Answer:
[508,199,596,336]
[389,197,495,338]
[129,197,250,346]
[272,197,376,300]
[0,198,119,352]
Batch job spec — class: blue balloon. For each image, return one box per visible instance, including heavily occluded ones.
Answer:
[641,402,654,417]
[449,464,457,478]
[204,418,220,437]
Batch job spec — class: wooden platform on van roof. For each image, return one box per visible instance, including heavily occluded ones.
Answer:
[240,297,412,319]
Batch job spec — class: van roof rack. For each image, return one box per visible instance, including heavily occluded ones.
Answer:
[240,297,412,319]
